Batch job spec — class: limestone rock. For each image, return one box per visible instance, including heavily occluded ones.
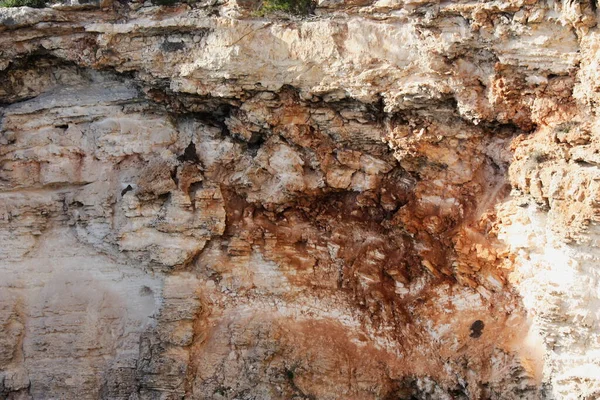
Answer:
[1,1,600,399]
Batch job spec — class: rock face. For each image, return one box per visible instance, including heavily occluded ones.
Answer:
[1,0,600,398]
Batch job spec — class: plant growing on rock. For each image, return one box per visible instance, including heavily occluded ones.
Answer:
[0,0,46,7]
[255,0,315,17]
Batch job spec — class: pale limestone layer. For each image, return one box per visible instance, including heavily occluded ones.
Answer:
[1,1,600,399]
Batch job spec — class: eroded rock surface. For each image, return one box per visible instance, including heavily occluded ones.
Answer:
[1,0,600,399]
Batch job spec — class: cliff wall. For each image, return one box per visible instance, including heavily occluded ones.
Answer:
[1,0,600,398]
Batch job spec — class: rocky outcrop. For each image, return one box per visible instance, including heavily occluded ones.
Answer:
[1,0,600,398]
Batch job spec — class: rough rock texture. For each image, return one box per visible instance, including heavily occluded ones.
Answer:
[1,0,600,399]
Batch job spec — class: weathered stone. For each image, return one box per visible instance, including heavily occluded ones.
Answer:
[2,1,600,399]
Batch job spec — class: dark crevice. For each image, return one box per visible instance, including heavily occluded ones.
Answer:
[177,142,201,163]
[170,166,179,185]
[575,159,597,167]
[160,40,186,52]
[121,185,133,196]
[246,135,266,157]
[188,181,204,206]
[157,192,171,203]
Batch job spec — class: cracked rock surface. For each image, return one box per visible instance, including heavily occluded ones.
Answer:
[1,0,600,399]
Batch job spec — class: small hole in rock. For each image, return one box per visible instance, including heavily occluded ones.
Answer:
[160,41,185,52]
[178,142,201,163]
[140,286,154,296]
[121,185,133,196]
[470,320,485,338]
[284,368,294,381]
[246,136,265,157]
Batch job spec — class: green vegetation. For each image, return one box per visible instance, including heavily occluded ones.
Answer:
[147,0,315,14]
[255,0,315,17]
[0,0,46,7]
[151,0,179,6]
